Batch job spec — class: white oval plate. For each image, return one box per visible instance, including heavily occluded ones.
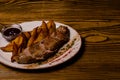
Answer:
[0,21,82,69]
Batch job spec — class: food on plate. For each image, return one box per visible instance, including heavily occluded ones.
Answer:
[0,21,49,52]
[0,20,70,64]
[27,27,38,47]
[33,21,50,44]
[0,34,24,52]
[47,20,56,34]
[0,44,13,52]
[13,26,70,64]
[22,31,31,40]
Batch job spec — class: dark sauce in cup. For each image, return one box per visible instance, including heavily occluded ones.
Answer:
[1,24,22,41]
[4,28,21,36]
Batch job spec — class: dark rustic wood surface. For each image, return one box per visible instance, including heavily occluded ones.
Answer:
[0,0,120,80]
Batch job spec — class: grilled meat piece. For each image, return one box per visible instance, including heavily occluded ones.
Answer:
[14,26,70,64]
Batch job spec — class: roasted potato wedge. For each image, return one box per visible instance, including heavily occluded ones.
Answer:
[41,21,49,36]
[16,35,24,48]
[17,44,24,54]
[11,42,18,62]
[22,31,31,40]
[12,42,18,55]
[0,36,20,52]
[34,29,45,43]
[34,21,52,44]
[27,36,35,47]
[36,26,42,34]
[47,20,56,34]
[0,34,24,52]
[31,27,37,36]
[0,44,13,52]
[19,33,28,49]
[27,27,38,47]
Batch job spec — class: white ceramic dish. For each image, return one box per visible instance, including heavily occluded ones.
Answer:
[0,21,82,69]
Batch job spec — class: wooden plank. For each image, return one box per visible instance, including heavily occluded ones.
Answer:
[0,0,120,80]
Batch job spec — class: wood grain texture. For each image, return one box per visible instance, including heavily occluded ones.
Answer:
[0,0,120,80]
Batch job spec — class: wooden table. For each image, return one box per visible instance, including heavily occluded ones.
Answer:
[0,0,120,80]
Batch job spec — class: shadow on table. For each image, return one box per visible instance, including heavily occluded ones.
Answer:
[7,37,85,73]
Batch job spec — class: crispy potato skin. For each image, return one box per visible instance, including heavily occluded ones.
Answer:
[0,44,13,52]
[47,20,56,34]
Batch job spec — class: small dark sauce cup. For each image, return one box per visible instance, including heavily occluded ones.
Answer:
[1,24,22,41]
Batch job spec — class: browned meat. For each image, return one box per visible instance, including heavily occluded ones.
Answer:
[14,26,70,64]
